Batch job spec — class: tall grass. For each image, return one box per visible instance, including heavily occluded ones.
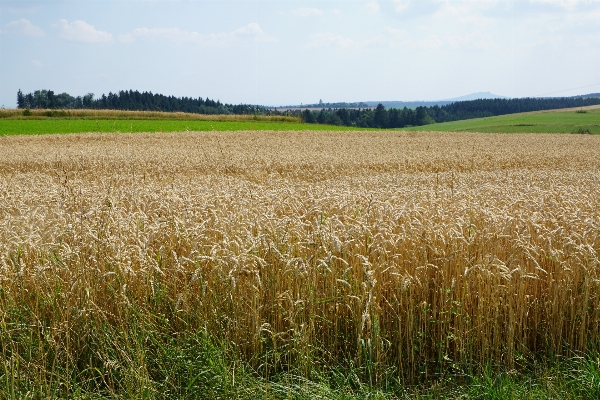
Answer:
[0,108,300,122]
[1,131,599,397]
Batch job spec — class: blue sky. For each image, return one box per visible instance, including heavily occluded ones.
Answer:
[1,0,599,107]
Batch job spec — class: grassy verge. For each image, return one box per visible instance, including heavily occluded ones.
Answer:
[3,305,598,399]
[406,106,600,134]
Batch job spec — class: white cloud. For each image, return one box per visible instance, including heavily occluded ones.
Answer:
[54,19,113,43]
[129,23,274,46]
[1,19,45,37]
[32,59,42,67]
[292,8,324,17]
[393,0,411,13]
[231,23,271,39]
[3,6,40,15]
[531,0,600,8]
[384,27,406,36]
[305,27,493,51]
[431,0,502,27]
[365,1,380,13]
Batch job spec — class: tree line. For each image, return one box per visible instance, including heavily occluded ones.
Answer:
[299,96,600,128]
[425,97,600,123]
[16,89,272,115]
[16,89,600,128]
[300,105,434,128]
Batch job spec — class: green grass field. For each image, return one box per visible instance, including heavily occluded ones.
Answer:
[1,105,599,135]
[407,105,600,134]
[0,118,361,135]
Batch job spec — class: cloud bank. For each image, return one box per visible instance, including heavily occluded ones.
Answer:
[1,19,45,37]
[54,19,113,43]
[125,23,275,46]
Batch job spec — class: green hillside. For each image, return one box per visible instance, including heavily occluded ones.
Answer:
[407,106,600,134]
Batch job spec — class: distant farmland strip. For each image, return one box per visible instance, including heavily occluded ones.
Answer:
[0,118,362,135]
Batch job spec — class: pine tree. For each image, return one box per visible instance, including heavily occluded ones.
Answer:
[17,89,25,109]
[373,103,389,128]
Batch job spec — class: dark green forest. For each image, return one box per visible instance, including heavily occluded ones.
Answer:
[300,96,600,128]
[16,89,600,128]
[16,89,270,116]
[425,96,600,123]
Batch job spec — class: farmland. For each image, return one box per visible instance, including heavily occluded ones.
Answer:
[0,109,353,135]
[2,105,600,135]
[407,105,600,134]
[1,130,599,398]
[0,118,355,135]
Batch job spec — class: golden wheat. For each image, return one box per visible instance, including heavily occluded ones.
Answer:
[1,130,599,384]
[0,108,299,122]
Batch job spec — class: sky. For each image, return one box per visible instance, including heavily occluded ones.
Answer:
[1,0,600,107]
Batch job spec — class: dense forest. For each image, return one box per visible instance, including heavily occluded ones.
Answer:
[16,89,270,115]
[16,89,600,128]
[299,105,434,128]
[424,96,600,123]
[300,96,600,128]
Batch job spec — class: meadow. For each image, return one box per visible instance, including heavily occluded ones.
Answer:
[0,109,357,135]
[407,105,600,134]
[1,130,599,398]
[2,105,600,135]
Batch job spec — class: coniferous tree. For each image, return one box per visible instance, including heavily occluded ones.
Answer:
[47,90,55,109]
[373,104,389,128]
[17,89,25,109]
[336,108,350,125]
[415,107,433,125]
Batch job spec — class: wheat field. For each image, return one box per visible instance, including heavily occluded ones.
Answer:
[1,130,599,393]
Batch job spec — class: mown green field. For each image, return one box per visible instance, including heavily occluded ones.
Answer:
[1,106,599,135]
[407,106,600,134]
[0,118,360,135]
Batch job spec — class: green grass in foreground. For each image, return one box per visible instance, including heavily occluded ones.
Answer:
[3,310,599,399]
[406,106,600,134]
[0,119,361,135]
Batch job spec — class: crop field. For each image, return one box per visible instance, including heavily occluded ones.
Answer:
[1,131,600,398]
[0,109,358,135]
[0,119,364,135]
[408,105,600,134]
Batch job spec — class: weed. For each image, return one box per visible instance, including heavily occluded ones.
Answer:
[572,127,592,134]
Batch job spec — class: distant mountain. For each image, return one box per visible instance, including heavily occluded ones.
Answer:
[442,91,508,101]
[276,101,370,109]
[278,92,598,110]
[362,100,452,108]
[570,92,600,99]
[363,92,508,108]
